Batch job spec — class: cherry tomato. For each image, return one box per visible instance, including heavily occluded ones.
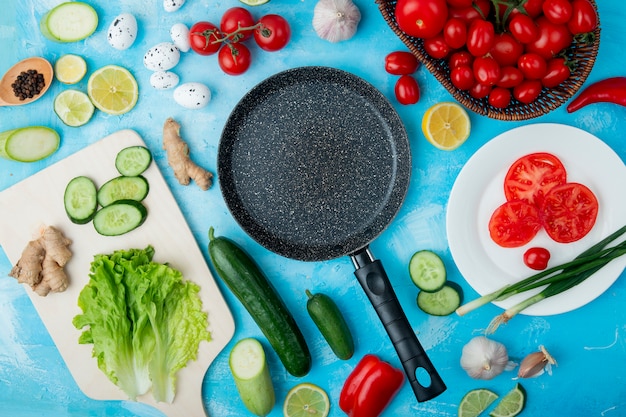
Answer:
[523,247,551,270]
[504,152,567,206]
[518,53,548,80]
[451,65,475,90]
[542,57,571,88]
[568,0,598,34]
[189,21,222,56]
[385,51,419,75]
[448,0,491,24]
[541,182,599,243]
[488,87,512,108]
[490,33,523,67]
[449,50,473,68]
[394,75,420,105]
[473,56,501,86]
[489,200,542,248]
[522,0,544,17]
[509,13,539,44]
[514,80,542,104]
[424,34,451,59]
[526,17,573,60]
[542,0,573,25]
[218,42,252,75]
[395,0,448,39]
[254,14,291,52]
[443,18,467,49]
[446,0,473,7]
[469,82,491,99]
[466,19,495,56]
[220,7,255,42]
[497,66,524,88]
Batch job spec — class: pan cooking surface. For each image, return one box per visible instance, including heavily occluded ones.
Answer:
[218,67,410,261]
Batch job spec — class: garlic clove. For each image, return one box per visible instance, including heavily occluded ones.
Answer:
[312,0,361,43]
[517,345,557,378]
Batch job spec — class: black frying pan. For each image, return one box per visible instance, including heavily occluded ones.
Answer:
[218,66,445,402]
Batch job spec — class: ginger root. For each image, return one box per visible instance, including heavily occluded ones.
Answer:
[163,117,213,191]
[9,225,72,296]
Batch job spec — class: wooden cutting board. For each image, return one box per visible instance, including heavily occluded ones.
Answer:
[0,130,235,417]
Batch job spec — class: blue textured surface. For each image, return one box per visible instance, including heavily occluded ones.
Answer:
[1,1,625,417]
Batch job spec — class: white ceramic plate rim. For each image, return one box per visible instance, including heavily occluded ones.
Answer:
[447,123,626,316]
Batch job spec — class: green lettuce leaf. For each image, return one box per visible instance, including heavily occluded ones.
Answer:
[72,246,211,403]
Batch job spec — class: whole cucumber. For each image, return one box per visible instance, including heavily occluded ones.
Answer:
[306,289,355,360]
[208,228,311,377]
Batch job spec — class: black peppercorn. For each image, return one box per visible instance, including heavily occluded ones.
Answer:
[11,69,46,100]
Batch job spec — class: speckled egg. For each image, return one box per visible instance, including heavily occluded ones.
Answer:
[150,71,179,89]
[143,42,180,71]
[163,0,185,12]
[173,82,211,109]
[107,13,137,50]
[170,23,190,53]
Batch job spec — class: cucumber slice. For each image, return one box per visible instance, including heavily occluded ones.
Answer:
[97,175,149,207]
[409,250,447,292]
[229,338,275,417]
[40,2,98,43]
[64,176,98,224]
[93,200,147,236]
[416,282,463,316]
[115,146,153,176]
[0,126,60,162]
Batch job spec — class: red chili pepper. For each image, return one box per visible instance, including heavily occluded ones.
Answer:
[339,354,405,417]
[567,77,626,113]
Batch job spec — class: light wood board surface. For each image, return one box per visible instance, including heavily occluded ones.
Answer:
[0,130,235,417]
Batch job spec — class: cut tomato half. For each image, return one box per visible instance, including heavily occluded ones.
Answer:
[504,152,567,206]
[540,182,599,243]
[489,199,542,248]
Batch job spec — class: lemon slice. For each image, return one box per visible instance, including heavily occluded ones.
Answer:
[54,54,87,84]
[283,383,330,417]
[53,89,95,127]
[489,384,526,417]
[459,388,499,417]
[239,0,270,5]
[87,64,138,115]
[422,101,471,150]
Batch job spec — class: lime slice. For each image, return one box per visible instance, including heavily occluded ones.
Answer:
[422,101,471,150]
[54,89,95,127]
[459,388,499,417]
[489,384,526,417]
[239,0,270,5]
[87,64,138,115]
[283,383,330,417]
[54,54,87,84]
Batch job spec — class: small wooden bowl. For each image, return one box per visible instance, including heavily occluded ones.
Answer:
[0,57,54,107]
[377,0,601,120]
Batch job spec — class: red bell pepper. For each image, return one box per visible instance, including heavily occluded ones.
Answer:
[339,354,404,417]
[567,77,626,113]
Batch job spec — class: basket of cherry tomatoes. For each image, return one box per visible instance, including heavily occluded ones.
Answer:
[377,0,600,120]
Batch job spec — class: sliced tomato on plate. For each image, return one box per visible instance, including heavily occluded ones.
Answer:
[489,199,542,248]
[504,152,567,206]
[540,182,599,243]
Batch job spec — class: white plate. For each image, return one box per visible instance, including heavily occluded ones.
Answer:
[447,123,626,316]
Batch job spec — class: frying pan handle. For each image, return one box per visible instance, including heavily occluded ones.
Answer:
[351,249,446,402]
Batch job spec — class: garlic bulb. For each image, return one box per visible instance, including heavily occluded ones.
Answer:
[460,336,512,380]
[312,0,361,43]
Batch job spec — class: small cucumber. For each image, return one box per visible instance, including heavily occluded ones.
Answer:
[64,176,98,224]
[115,145,152,176]
[229,338,275,417]
[208,227,311,377]
[409,250,447,292]
[416,282,464,316]
[305,289,354,360]
[97,175,149,207]
[93,199,147,236]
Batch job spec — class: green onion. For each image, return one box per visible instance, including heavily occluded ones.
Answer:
[456,225,626,331]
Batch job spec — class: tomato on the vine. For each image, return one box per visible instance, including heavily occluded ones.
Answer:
[189,21,222,56]
[394,75,420,105]
[443,18,467,49]
[523,247,551,270]
[448,0,491,24]
[254,14,291,52]
[473,56,500,86]
[489,200,542,248]
[509,13,539,44]
[542,57,571,88]
[385,51,419,75]
[490,33,523,67]
[466,19,495,57]
[541,182,599,243]
[518,53,548,80]
[395,0,448,39]
[218,42,252,75]
[542,0,573,25]
[424,34,451,59]
[503,152,567,206]
[220,7,256,42]
[525,17,572,59]
[450,65,475,90]
[568,0,598,34]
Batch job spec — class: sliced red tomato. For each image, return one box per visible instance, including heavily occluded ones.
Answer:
[541,182,599,243]
[489,200,542,248]
[504,152,567,206]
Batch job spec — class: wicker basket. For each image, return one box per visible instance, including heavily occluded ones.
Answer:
[377,0,601,120]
